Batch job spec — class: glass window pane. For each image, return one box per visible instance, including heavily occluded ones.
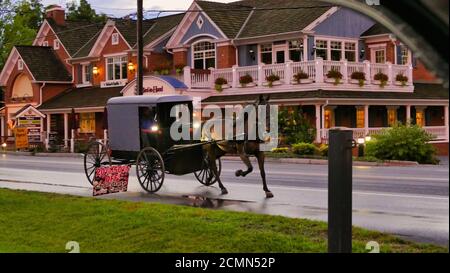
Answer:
[316,49,327,60]
[261,52,272,64]
[331,50,341,61]
[205,58,215,69]
[114,63,120,80]
[345,51,356,62]
[107,63,114,80]
[122,62,128,79]
[194,59,204,69]
[289,50,302,62]
[316,40,327,49]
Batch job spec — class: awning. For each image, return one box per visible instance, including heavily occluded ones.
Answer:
[39,86,123,112]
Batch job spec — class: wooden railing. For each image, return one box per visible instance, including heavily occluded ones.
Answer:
[183,58,414,91]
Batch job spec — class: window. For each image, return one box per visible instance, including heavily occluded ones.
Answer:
[106,56,128,81]
[388,109,397,126]
[375,49,386,63]
[260,44,272,64]
[43,41,49,47]
[316,40,328,60]
[80,113,96,133]
[289,40,304,62]
[330,41,342,61]
[82,64,93,84]
[112,33,119,45]
[193,41,216,69]
[416,111,424,127]
[345,42,356,62]
[18,60,24,71]
[400,46,409,65]
[54,39,60,50]
[324,109,332,129]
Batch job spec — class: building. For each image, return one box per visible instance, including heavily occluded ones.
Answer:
[0,1,448,153]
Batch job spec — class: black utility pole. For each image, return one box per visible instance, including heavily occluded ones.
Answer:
[328,129,354,253]
[137,0,144,95]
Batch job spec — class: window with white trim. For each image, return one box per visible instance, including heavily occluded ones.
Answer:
[345,42,356,62]
[400,46,409,65]
[260,43,273,64]
[80,113,96,133]
[288,40,304,62]
[111,33,119,45]
[315,40,328,60]
[106,56,128,81]
[82,64,93,84]
[193,41,216,69]
[43,41,49,46]
[18,60,24,70]
[54,39,60,50]
[375,49,386,63]
[330,41,342,61]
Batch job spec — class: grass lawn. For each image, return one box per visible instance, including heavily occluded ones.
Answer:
[0,188,447,253]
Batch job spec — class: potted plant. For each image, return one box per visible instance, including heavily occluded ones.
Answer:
[326,69,343,85]
[292,71,311,84]
[265,74,281,87]
[374,72,389,87]
[350,71,366,87]
[239,74,255,87]
[395,74,408,86]
[175,64,185,76]
[214,77,229,92]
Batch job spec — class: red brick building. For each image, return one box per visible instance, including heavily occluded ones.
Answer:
[0,1,448,154]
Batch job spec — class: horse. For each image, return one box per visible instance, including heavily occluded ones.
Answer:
[201,95,274,198]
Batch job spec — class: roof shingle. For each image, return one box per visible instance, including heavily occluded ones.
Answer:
[15,46,72,82]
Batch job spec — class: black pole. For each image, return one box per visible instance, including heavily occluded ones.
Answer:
[328,129,353,253]
[137,0,144,96]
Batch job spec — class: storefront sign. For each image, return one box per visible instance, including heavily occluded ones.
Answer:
[101,80,127,88]
[122,76,187,97]
[18,116,42,143]
[139,86,164,94]
[14,127,29,149]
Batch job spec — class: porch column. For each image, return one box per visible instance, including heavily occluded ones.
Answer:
[406,105,411,125]
[64,113,69,148]
[315,104,322,143]
[1,116,4,138]
[183,66,191,89]
[364,105,369,135]
[232,65,238,88]
[46,114,51,149]
[445,105,449,141]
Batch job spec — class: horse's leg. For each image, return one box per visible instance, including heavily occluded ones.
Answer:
[256,151,273,198]
[210,154,228,195]
[235,143,254,177]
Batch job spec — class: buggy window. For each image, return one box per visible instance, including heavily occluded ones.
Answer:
[158,102,193,129]
[139,107,157,132]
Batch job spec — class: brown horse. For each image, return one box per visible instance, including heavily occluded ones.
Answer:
[202,95,274,198]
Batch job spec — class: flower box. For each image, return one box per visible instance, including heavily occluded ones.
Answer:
[291,79,313,85]
[239,82,257,88]
[263,80,282,87]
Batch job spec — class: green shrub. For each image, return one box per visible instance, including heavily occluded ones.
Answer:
[365,123,438,164]
[75,141,90,154]
[395,74,408,86]
[271,147,289,153]
[326,69,343,85]
[374,72,389,87]
[266,74,280,87]
[278,107,316,145]
[351,71,366,87]
[318,144,328,157]
[292,143,318,156]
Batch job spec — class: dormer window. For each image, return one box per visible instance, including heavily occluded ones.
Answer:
[112,33,119,45]
[18,60,24,71]
[43,41,49,47]
[192,41,216,69]
[54,39,60,50]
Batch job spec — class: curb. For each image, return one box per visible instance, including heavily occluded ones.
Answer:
[2,152,420,166]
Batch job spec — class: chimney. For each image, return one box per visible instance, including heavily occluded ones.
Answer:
[45,5,65,26]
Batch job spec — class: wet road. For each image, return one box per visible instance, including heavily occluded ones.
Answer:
[0,154,448,246]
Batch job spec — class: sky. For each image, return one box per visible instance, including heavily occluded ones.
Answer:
[41,0,236,18]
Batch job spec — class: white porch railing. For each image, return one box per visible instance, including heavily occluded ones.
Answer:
[183,58,413,91]
[320,126,448,143]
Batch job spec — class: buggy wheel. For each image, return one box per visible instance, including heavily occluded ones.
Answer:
[136,147,165,193]
[84,141,111,185]
[194,156,222,186]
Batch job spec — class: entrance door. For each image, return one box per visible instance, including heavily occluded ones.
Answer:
[276,50,285,64]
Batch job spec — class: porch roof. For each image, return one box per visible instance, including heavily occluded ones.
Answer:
[38,86,123,111]
[202,83,449,103]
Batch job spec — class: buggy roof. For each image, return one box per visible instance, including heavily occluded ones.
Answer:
[107,95,192,106]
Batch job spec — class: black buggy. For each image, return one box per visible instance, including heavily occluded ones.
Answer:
[83,95,221,193]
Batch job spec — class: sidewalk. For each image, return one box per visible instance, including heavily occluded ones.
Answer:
[2,150,426,167]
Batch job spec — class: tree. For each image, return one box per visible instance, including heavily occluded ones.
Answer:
[66,0,107,23]
[278,107,316,145]
[0,0,43,70]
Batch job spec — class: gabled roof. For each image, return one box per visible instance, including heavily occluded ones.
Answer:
[15,46,72,82]
[233,0,333,39]
[47,19,105,56]
[195,1,253,38]
[114,19,155,47]
[142,13,185,48]
[361,23,390,37]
